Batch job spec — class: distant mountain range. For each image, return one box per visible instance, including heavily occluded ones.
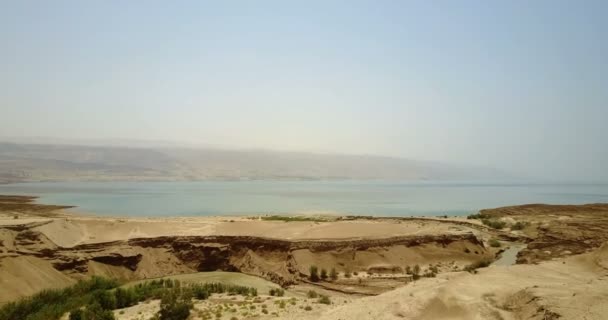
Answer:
[0,142,511,183]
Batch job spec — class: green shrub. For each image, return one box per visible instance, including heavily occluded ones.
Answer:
[317,295,331,305]
[467,213,486,219]
[307,290,318,299]
[269,288,284,297]
[158,289,192,320]
[481,219,507,229]
[0,276,120,320]
[304,305,312,311]
[320,268,328,280]
[330,268,338,281]
[464,259,492,273]
[69,309,84,320]
[83,303,115,320]
[489,239,501,247]
[511,221,527,230]
[309,266,320,282]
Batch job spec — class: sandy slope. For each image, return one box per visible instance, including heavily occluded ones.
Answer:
[318,244,608,320]
[24,215,475,247]
[0,256,75,303]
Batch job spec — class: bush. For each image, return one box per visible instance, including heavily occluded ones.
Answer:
[489,239,501,247]
[0,276,120,320]
[413,264,420,275]
[158,289,192,320]
[320,268,328,280]
[304,305,312,311]
[83,303,115,320]
[481,219,507,229]
[269,288,284,297]
[467,213,486,220]
[69,309,84,320]
[114,287,137,309]
[309,266,320,282]
[464,259,492,273]
[92,290,117,310]
[317,295,331,305]
[307,290,318,299]
[511,221,527,230]
[330,268,338,281]
[412,264,421,280]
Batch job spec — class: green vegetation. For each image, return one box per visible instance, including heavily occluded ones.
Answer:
[424,265,439,277]
[317,295,331,305]
[489,239,501,247]
[0,277,260,320]
[307,290,318,299]
[467,213,487,220]
[304,305,313,311]
[268,288,284,297]
[481,219,507,229]
[330,267,338,281]
[309,265,320,282]
[464,259,492,273]
[0,276,119,320]
[157,288,192,320]
[511,221,528,230]
[412,264,421,280]
[320,268,328,280]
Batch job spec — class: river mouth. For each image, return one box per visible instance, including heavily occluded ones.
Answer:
[493,243,526,266]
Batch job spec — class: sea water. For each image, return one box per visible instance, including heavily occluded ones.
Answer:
[1,181,607,217]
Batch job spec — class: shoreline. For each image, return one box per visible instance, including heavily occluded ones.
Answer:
[2,194,608,319]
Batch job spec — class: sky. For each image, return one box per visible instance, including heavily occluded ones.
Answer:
[1,1,607,181]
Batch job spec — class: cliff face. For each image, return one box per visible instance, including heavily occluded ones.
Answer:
[0,224,490,302]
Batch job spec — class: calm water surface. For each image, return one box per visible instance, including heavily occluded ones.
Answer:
[1,181,607,217]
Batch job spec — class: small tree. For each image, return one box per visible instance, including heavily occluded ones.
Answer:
[413,264,421,280]
[93,290,117,310]
[158,289,192,320]
[309,266,320,282]
[320,268,328,280]
[330,267,338,281]
[307,290,318,298]
[405,265,412,274]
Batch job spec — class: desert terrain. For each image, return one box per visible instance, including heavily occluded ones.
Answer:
[1,196,607,320]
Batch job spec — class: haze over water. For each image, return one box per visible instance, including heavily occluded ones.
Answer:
[2,181,607,217]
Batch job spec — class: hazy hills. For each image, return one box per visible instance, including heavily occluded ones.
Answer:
[0,142,509,183]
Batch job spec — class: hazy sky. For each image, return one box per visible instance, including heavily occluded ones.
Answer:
[1,1,607,181]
